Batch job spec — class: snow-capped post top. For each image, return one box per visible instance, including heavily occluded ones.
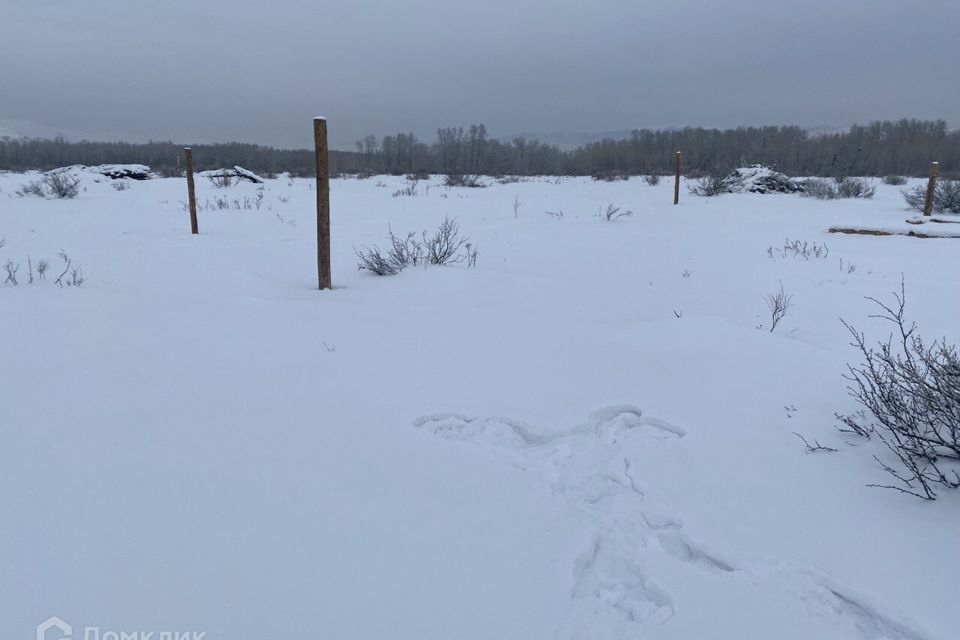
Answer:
[314,116,327,122]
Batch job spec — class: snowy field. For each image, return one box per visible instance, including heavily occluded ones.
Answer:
[1,170,958,640]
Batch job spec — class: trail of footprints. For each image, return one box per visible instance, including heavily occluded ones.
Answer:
[413,406,936,640]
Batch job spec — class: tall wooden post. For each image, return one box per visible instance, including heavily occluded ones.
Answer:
[673,151,682,205]
[923,161,939,217]
[314,117,332,290]
[184,148,198,234]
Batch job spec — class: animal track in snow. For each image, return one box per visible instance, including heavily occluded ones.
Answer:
[413,405,938,640]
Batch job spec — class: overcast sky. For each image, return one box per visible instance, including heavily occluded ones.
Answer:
[1,0,957,149]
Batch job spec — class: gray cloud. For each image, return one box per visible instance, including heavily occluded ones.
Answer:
[1,0,957,149]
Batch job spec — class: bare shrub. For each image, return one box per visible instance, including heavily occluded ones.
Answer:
[355,246,401,276]
[54,250,85,287]
[465,243,478,268]
[601,203,633,221]
[387,230,424,267]
[111,181,130,191]
[903,179,960,214]
[16,180,48,198]
[837,177,876,199]
[591,170,630,182]
[643,174,662,186]
[799,178,836,200]
[44,173,81,198]
[839,281,960,499]
[356,218,470,275]
[767,238,829,260]
[424,217,468,265]
[801,177,875,200]
[17,174,81,199]
[207,173,233,188]
[393,178,419,197]
[764,282,793,333]
[689,174,726,197]
[3,259,19,285]
[883,175,907,186]
[443,173,484,188]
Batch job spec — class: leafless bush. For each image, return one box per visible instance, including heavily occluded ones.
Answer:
[16,180,48,198]
[0,237,6,250]
[591,170,630,182]
[406,170,431,181]
[643,174,662,186]
[388,230,425,267]
[355,245,400,276]
[496,175,525,185]
[17,174,82,199]
[111,181,131,191]
[513,196,521,219]
[799,178,836,200]
[187,192,264,212]
[356,218,471,275]
[465,243,479,268]
[36,258,48,280]
[801,177,875,200]
[767,238,829,260]
[837,177,876,199]
[443,173,484,188]
[882,175,907,186]
[3,259,19,285]
[393,178,419,197]
[44,172,82,198]
[544,210,564,219]
[601,203,633,221]
[53,251,84,287]
[356,228,426,275]
[839,281,960,499]
[207,173,233,188]
[903,179,960,214]
[689,174,726,197]
[424,217,468,264]
[764,282,793,333]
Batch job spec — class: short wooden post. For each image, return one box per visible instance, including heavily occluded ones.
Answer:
[673,151,682,205]
[184,148,198,234]
[314,117,332,290]
[923,161,939,217]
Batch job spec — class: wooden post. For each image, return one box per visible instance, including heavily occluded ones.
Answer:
[673,151,682,205]
[314,117,332,290]
[184,148,198,234]
[923,161,939,217]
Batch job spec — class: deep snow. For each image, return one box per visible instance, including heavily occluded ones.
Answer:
[1,171,958,639]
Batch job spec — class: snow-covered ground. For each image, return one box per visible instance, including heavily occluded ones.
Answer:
[1,171,958,640]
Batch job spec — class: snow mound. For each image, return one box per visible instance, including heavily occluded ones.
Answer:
[47,164,158,181]
[723,165,802,194]
[199,165,264,184]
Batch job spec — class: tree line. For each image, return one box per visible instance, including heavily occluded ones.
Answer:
[1,119,956,178]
